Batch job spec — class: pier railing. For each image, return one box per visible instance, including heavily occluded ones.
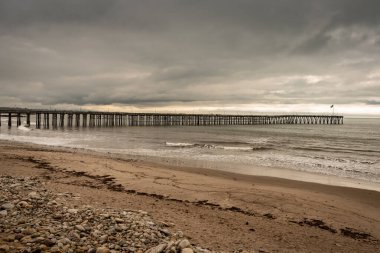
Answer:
[0,108,343,128]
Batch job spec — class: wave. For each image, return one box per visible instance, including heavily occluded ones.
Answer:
[18,125,31,131]
[204,140,252,146]
[0,133,71,146]
[165,141,271,151]
[165,142,195,147]
[293,146,380,154]
[310,155,377,165]
[222,146,254,151]
[165,142,217,149]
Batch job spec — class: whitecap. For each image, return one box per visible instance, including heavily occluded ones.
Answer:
[18,125,31,131]
[165,142,195,147]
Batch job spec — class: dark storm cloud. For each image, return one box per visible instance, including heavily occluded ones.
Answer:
[0,0,379,109]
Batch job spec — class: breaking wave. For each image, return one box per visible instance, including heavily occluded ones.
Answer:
[17,125,31,131]
[165,141,270,151]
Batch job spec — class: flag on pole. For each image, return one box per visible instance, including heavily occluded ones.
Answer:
[330,105,334,108]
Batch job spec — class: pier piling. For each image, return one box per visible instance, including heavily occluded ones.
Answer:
[8,113,12,127]
[26,113,30,126]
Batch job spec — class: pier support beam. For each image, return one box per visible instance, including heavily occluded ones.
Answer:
[17,113,21,127]
[43,113,50,128]
[8,113,12,127]
[59,114,65,127]
[83,114,87,127]
[52,114,58,128]
[26,113,31,126]
[36,113,41,128]
[75,114,80,127]
[68,114,73,127]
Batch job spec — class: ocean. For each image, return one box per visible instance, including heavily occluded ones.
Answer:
[1,117,379,190]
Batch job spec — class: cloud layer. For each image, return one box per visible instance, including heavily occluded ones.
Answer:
[0,0,379,113]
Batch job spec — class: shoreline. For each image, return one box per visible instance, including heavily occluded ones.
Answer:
[0,136,379,193]
[1,140,380,252]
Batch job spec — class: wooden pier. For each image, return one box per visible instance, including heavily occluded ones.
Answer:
[0,108,343,128]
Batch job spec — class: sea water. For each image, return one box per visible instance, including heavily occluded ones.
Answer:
[1,117,379,190]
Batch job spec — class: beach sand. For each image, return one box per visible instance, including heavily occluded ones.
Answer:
[0,140,379,252]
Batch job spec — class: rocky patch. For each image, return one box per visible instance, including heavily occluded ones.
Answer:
[0,176,212,253]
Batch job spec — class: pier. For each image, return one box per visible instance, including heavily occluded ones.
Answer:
[0,108,343,128]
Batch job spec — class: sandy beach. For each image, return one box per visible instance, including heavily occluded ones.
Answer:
[0,140,379,252]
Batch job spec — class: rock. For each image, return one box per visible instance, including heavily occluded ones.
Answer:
[15,234,23,240]
[28,191,40,199]
[48,200,58,206]
[145,243,167,253]
[75,224,85,231]
[67,208,79,214]
[21,235,33,243]
[99,234,108,243]
[1,203,14,210]
[67,230,80,242]
[114,218,124,223]
[52,214,63,220]
[62,245,71,252]
[263,213,276,219]
[0,210,7,217]
[164,246,176,253]
[0,245,10,253]
[22,228,35,235]
[31,233,41,238]
[88,248,96,253]
[50,246,61,253]
[178,239,190,250]
[17,201,31,208]
[38,244,48,251]
[159,228,171,236]
[181,249,194,253]
[38,238,55,247]
[96,247,110,253]
[4,235,15,242]
[59,238,71,245]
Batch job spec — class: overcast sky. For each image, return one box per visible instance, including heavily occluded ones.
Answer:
[0,0,379,114]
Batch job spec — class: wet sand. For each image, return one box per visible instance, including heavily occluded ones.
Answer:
[0,140,379,252]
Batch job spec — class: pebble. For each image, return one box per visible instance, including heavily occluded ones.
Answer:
[17,201,31,208]
[178,239,190,249]
[99,234,108,243]
[0,245,10,252]
[96,247,110,253]
[145,243,167,253]
[50,246,60,253]
[28,191,40,199]
[181,249,194,253]
[115,218,124,223]
[67,230,80,242]
[75,224,85,231]
[1,203,14,210]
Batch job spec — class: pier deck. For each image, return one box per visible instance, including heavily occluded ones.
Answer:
[0,108,343,128]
